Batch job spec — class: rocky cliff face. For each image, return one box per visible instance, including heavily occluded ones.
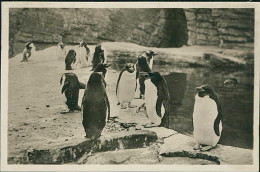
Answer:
[185,8,254,48]
[9,8,254,57]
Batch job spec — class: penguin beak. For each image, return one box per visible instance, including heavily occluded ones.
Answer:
[196,87,204,92]
[105,64,111,68]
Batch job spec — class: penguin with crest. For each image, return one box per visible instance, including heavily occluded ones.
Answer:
[193,84,223,151]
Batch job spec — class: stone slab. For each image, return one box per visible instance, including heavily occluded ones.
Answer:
[159,133,253,165]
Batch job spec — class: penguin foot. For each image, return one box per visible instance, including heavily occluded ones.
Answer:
[136,103,146,113]
[193,143,202,150]
[121,104,127,109]
[200,145,215,152]
[60,109,71,114]
[128,104,137,108]
[74,106,81,111]
[143,123,159,128]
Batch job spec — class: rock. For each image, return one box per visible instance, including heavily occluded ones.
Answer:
[46,105,50,107]
[20,130,157,164]
[9,8,254,58]
[85,148,159,164]
[143,127,178,139]
[203,52,247,68]
[159,133,253,165]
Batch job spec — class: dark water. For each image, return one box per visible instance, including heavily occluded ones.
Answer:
[110,59,254,149]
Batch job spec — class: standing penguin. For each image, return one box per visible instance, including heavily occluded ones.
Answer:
[60,73,86,113]
[65,49,77,70]
[82,72,110,139]
[116,63,137,109]
[193,84,223,151]
[56,42,66,60]
[135,55,152,99]
[20,42,34,62]
[77,41,90,68]
[91,45,105,71]
[142,72,170,128]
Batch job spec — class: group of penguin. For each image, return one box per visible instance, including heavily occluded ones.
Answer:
[59,43,223,151]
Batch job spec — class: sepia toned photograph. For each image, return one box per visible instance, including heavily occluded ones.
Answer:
[1,2,259,172]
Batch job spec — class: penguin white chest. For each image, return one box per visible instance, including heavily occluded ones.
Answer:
[193,95,222,146]
[57,47,66,60]
[117,71,136,103]
[78,47,88,67]
[145,80,164,125]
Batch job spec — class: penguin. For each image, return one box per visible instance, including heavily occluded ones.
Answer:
[135,55,152,99]
[93,63,110,88]
[77,41,90,68]
[116,63,137,109]
[142,72,170,128]
[56,42,66,60]
[81,72,110,139]
[20,42,34,62]
[60,73,86,113]
[193,84,223,151]
[91,45,105,71]
[65,49,76,70]
[223,78,238,88]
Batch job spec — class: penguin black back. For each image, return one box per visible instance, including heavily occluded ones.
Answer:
[135,56,152,98]
[82,72,110,138]
[60,72,86,111]
[145,72,170,128]
[136,56,151,73]
[92,45,105,70]
[65,50,76,70]
[196,84,223,136]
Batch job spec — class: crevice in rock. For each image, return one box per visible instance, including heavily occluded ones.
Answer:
[161,151,221,165]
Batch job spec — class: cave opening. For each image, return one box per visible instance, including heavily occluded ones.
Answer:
[159,9,188,48]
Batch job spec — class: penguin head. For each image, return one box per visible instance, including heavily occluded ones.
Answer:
[79,41,87,47]
[223,78,238,88]
[94,63,110,72]
[143,50,158,60]
[88,72,103,84]
[196,84,216,98]
[25,42,33,50]
[125,63,135,73]
[58,42,65,49]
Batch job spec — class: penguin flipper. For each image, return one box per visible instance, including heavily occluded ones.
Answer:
[157,81,170,128]
[61,81,70,94]
[116,69,125,96]
[156,97,164,118]
[79,82,86,89]
[213,96,223,137]
[214,111,223,136]
[158,80,170,102]
[104,93,110,120]
[160,101,170,128]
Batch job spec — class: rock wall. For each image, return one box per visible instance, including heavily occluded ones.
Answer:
[9,8,254,57]
[185,8,254,48]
